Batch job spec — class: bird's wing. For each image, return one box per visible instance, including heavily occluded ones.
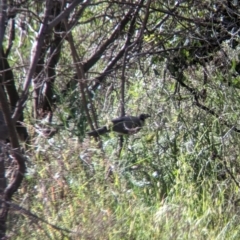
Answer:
[111,116,131,124]
[112,116,141,129]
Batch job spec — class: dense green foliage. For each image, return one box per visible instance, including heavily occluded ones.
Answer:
[1,0,240,239]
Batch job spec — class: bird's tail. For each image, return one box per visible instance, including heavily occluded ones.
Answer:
[87,126,109,137]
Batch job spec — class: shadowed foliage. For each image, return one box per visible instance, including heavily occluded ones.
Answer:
[1,0,240,238]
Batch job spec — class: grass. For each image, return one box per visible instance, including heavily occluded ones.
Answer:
[7,66,240,239]
[7,125,240,239]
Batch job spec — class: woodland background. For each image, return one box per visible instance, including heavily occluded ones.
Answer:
[1,0,240,239]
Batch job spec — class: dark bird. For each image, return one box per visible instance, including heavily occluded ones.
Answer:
[87,113,150,137]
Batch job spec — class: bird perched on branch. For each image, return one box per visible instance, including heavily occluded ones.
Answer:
[87,113,150,137]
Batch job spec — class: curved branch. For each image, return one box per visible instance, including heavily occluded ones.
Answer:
[176,77,240,133]
[83,6,135,72]
[13,0,87,122]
